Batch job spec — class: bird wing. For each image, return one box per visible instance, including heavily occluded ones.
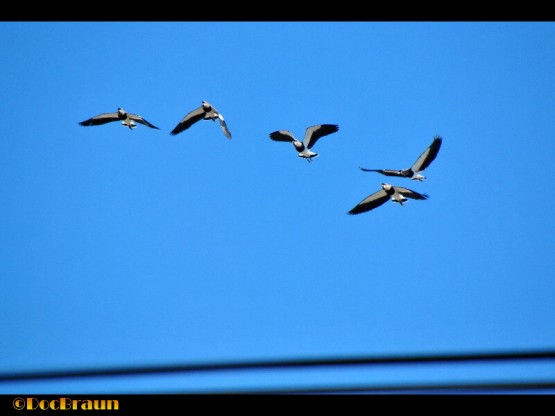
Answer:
[304,124,339,149]
[169,106,206,136]
[128,113,160,129]
[269,130,297,143]
[395,186,429,200]
[78,112,120,126]
[218,113,232,139]
[358,167,409,177]
[411,136,443,173]
[347,189,390,215]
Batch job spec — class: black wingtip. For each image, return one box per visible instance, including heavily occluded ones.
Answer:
[347,208,362,215]
[358,166,378,172]
[431,136,443,147]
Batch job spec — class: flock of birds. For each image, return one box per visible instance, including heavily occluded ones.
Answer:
[79,101,443,215]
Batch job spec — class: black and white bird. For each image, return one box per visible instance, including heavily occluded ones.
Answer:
[359,136,442,181]
[78,107,160,130]
[269,124,339,162]
[170,100,232,139]
[348,183,429,215]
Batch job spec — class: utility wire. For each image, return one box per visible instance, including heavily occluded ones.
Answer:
[200,379,555,394]
[1,349,554,383]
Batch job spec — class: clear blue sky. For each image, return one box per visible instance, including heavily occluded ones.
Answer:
[1,21,554,394]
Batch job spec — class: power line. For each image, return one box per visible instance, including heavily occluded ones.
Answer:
[1,349,554,383]
[201,380,555,394]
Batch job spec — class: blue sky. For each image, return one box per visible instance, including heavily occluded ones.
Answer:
[1,21,554,394]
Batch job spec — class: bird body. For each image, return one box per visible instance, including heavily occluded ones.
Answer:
[269,124,339,162]
[348,183,429,215]
[170,101,231,139]
[78,107,159,130]
[359,136,442,181]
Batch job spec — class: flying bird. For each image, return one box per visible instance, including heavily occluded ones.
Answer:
[170,100,232,139]
[348,183,429,215]
[78,107,159,130]
[359,136,442,181]
[269,124,339,162]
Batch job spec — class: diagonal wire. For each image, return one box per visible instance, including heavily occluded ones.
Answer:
[200,379,555,394]
[1,349,554,383]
